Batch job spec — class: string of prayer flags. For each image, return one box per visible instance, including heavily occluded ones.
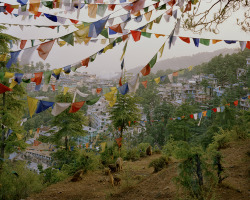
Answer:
[51,103,71,116]
[69,101,85,113]
[36,100,54,114]
[27,96,38,118]
[200,38,210,46]
[88,15,109,38]
[128,73,140,93]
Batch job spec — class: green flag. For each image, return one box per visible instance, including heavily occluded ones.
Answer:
[157,4,166,10]
[149,54,157,68]
[0,71,4,81]
[155,15,162,24]
[144,7,149,12]
[97,4,108,17]
[200,38,210,46]
[60,33,74,46]
[141,32,152,38]
[22,79,31,83]
[179,69,185,75]
[100,28,108,38]
[90,53,97,62]
[115,37,123,43]
[86,97,100,105]
[42,1,53,9]
[207,110,212,117]
[44,71,52,84]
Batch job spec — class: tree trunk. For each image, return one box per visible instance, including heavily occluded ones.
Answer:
[65,136,68,151]
[1,92,6,159]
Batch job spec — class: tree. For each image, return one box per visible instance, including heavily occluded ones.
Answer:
[0,26,26,159]
[45,93,87,151]
[109,92,141,147]
[183,0,249,33]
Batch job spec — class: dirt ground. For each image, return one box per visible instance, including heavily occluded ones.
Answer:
[27,139,250,200]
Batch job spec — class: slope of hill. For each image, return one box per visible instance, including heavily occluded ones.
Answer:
[127,48,239,75]
[27,139,249,200]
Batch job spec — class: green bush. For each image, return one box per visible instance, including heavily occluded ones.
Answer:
[162,139,190,159]
[125,147,140,161]
[0,161,44,200]
[41,167,68,185]
[148,156,168,173]
[153,145,161,154]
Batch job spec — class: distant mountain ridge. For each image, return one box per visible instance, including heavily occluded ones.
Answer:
[126,48,239,75]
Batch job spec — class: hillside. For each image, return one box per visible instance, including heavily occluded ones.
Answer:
[27,139,250,200]
[127,48,239,74]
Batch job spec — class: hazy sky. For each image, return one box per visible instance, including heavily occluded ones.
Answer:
[1,0,249,78]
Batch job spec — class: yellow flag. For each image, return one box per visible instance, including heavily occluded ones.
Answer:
[101,39,107,44]
[110,87,117,93]
[159,43,165,58]
[53,68,62,75]
[109,97,117,107]
[16,133,23,140]
[202,111,207,117]
[63,87,69,95]
[9,79,18,89]
[0,54,7,61]
[100,142,106,152]
[212,39,222,44]
[27,96,38,118]
[4,72,14,78]
[74,24,90,44]
[188,66,193,71]
[154,77,161,84]
[29,130,33,135]
[57,40,66,47]
[104,91,115,101]
[103,43,113,53]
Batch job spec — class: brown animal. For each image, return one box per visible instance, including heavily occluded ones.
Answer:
[71,170,83,182]
[114,177,121,186]
[115,157,123,172]
[146,145,152,156]
[104,168,111,175]
[108,170,114,187]
[108,164,117,173]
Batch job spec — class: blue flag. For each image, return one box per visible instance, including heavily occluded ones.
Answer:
[193,38,200,47]
[44,13,57,22]
[160,75,166,82]
[118,82,129,95]
[35,84,42,91]
[88,15,109,38]
[52,73,60,80]
[6,51,21,69]
[224,40,237,44]
[64,65,71,74]
[14,73,24,84]
[36,100,54,114]
[17,0,28,5]
[134,15,143,22]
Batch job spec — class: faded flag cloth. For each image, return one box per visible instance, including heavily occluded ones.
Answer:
[217,107,221,112]
[27,96,38,118]
[6,51,21,69]
[9,79,18,89]
[128,73,139,93]
[96,88,102,94]
[88,4,98,18]
[239,41,246,51]
[193,113,198,120]
[20,46,36,65]
[51,102,71,116]
[69,101,85,113]
[100,142,106,152]
[109,96,117,107]
[88,15,109,38]
[154,77,161,84]
[141,64,151,76]
[141,80,147,88]
[37,40,55,60]
[31,72,43,85]
[168,74,173,83]
[118,82,129,95]
[36,100,54,114]
[44,71,52,84]
[104,91,115,101]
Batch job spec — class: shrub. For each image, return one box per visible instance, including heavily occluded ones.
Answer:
[0,161,44,200]
[125,148,140,161]
[162,139,190,159]
[41,167,68,185]
[148,156,168,173]
[153,145,161,154]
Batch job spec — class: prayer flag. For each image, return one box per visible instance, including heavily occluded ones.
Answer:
[160,75,166,82]
[190,114,194,119]
[115,137,122,147]
[44,71,52,84]
[0,83,12,94]
[212,108,217,113]
[27,96,38,118]
[44,13,57,22]
[0,54,7,62]
[14,73,23,84]
[104,91,115,101]
[29,0,40,15]
[184,0,191,12]
[144,10,152,21]
[239,41,246,51]
[20,46,36,65]
[69,101,85,113]
[233,100,238,106]
[100,142,106,152]
[154,77,161,84]
[188,66,193,71]
[118,82,129,95]
[173,72,178,76]
[168,74,173,82]
[246,41,250,49]
[86,97,100,105]
[63,87,69,95]
[37,40,55,60]
[159,43,165,57]
[141,80,147,88]
[193,38,199,47]
[212,39,222,44]
[60,33,74,46]
[51,103,71,116]
[179,37,190,43]
[51,84,55,91]
[97,4,108,17]
[81,57,90,67]
[131,30,141,42]
[193,113,198,120]
[4,72,14,78]
[207,110,212,117]
[96,88,102,94]
[121,59,124,70]
[128,73,139,93]
[6,51,21,69]
[149,54,157,68]
[140,64,151,76]
[9,79,18,89]
[36,100,54,114]
[202,111,207,117]
[224,40,237,44]
[200,38,210,46]
[20,40,27,49]
[108,4,116,11]
[88,4,98,18]
[31,72,43,85]
[109,24,123,33]
[88,15,109,38]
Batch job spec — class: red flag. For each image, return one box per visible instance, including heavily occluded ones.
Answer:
[131,30,141,42]
[173,72,178,76]
[37,40,55,60]
[233,100,238,106]
[179,37,190,43]
[109,24,123,33]
[212,108,217,113]
[20,40,27,49]
[122,34,129,41]
[115,137,122,148]
[141,80,147,88]
[0,83,12,94]
[153,2,160,9]
[69,101,85,113]
[70,19,79,24]
[246,41,250,49]
[168,0,176,7]
[81,57,90,67]
[96,88,102,94]
[184,1,192,12]
[140,64,151,76]
[108,4,116,11]
[37,128,40,133]
[166,7,173,16]
[4,3,14,14]
[190,114,194,119]
[119,76,122,86]
[51,85,55,91]
[128,121,131,126]
[31,72,43,85]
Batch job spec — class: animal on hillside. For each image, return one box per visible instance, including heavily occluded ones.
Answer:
[108,164,117,173]
[108,170,114,187]
[115,157,123,172]
[146,145,152,156]
[71,170,83,182]
[114,176,121,186]
[104,168,111,175]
